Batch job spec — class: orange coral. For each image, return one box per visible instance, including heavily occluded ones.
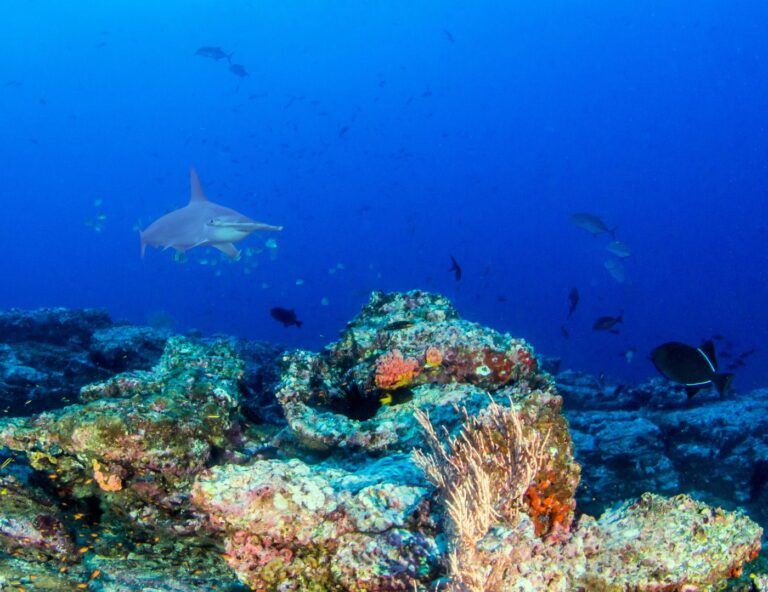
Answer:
[524,471,572,539]
[375,349,419,390]
[424,346,443,367]
[92,459,123,492]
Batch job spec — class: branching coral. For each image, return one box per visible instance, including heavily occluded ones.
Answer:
[413,398,549,591]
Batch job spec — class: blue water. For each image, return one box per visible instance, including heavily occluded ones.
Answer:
[2,1,766,389]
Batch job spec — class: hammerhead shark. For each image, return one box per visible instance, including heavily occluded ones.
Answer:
[140,168,282,258]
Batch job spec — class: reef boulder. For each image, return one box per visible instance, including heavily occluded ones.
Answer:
[0,337,244,534]
[192,454,439,590]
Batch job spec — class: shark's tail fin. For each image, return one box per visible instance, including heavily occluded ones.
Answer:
[139,230,147,258]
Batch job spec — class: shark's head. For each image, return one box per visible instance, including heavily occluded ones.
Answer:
[204,215,262,242]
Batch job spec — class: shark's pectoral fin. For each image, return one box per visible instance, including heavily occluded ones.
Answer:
[213,243,241,259]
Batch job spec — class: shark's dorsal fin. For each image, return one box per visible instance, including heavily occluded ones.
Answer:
[189,168,208,203]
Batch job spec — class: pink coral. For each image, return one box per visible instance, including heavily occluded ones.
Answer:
[374,349,420,390]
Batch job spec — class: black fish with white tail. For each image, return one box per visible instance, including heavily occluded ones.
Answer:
[270,307,303,328]
[651,340,734,398]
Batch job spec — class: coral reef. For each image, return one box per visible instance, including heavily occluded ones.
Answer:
[0,296,763,590]
[274,290,548,453]
[414,397,761,590]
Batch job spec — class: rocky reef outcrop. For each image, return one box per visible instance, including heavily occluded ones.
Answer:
[0,294,763,591]
[560,369,768,529]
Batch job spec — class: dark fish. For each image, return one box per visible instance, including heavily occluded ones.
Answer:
[195,46,233,63]
[567,288,579,319]
[727,360,746,371]
[711,334,725,341]
[560,325,569,339]
[229,64,248,78]
[270,307,302,328]
[338,125,351,138]
[651,340,734,398]
[593,312,623,332]
[570,212,617,238]
[443,29,455,43]
[448,255,462,281]
[719,350,733,359]
[739,348,757,359]
[382,320,415,331]
[749,460,768,502]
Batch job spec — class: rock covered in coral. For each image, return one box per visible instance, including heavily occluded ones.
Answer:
[83,543,249,592]
[0,307,169,416]
[576,493,762,589]
[89,324,170,373]
[567,409,680,514]
[0,337,244,534]
[443,491,761,591]
[192,454,439,590]
[561,366,768,529]
[274,290,551,453]
[0,475,74,563]
[217,336,285,426]
[0,298,762,591]
[0,555,88,591]
[209,290,583,588]
[0,307,112,345]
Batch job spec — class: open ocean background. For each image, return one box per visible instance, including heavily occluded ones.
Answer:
[2,0,766,389]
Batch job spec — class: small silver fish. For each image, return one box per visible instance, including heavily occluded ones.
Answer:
[606,240,631,258]
[604,258,626,283]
